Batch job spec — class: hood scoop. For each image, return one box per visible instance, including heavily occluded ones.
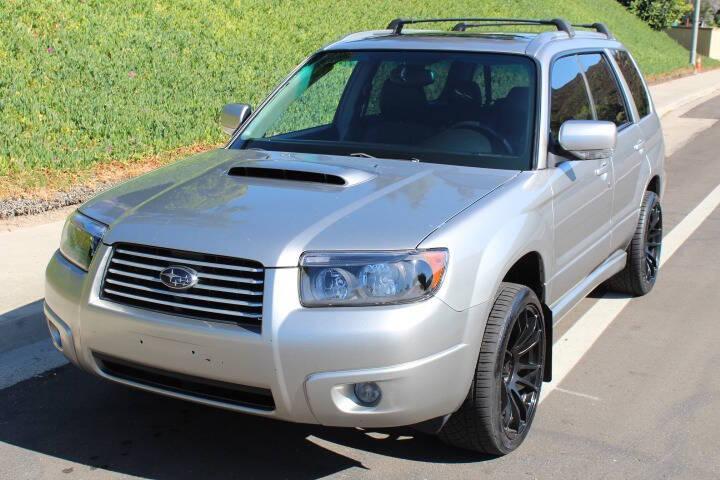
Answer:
[227,159,375,187]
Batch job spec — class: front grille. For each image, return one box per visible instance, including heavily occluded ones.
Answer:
[101,243,264,330]
[95,353,275,411]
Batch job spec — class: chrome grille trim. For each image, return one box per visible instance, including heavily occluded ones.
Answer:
[110,258,263,284]
[104,289,263,318]
[107,269,263,295]
[104,279,263,307]
[114,248,263,273]
[101,244,265,329]
[111,258,163,271]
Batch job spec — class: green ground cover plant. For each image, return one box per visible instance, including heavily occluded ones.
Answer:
[0,0,698,195]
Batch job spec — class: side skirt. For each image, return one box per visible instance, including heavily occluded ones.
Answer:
[549,250,627,325]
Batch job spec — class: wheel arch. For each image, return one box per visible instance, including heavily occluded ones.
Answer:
[501,251,545,303]
[647,175,661,196]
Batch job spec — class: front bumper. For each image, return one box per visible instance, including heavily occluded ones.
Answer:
[45,245,488,428]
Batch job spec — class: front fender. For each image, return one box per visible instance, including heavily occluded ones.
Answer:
[419,172,554,312]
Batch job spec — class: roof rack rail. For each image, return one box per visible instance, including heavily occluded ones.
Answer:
[572,22,614,40]
[386,17,575,37]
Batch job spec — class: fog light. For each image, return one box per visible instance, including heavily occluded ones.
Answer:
[354,382,381,406]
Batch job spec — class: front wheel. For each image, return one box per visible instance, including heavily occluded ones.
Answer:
[438,283,545,455]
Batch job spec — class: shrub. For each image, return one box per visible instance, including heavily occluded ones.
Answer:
[621,0,691,30]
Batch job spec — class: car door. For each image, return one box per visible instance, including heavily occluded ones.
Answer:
[577,52,645,250]
[610,49,661,242]
[548,55,614,299]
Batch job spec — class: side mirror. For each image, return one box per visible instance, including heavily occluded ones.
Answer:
[558,120,617,160]
[220,103,252,135]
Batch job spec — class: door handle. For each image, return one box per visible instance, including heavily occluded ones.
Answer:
[633,140,645,152]
[594,161,609,176]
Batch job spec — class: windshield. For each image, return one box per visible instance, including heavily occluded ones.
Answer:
[232,50,537,170]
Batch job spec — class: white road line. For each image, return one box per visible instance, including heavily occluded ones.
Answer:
[554,387,602,402]
[540,182,720,404]
[0,339,68,390]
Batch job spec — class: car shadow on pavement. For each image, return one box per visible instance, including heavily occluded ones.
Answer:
[0,365,492,479]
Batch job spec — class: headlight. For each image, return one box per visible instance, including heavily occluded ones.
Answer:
[299,249,448,307]
[59,211,107,271]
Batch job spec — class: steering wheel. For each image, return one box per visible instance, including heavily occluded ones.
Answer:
[449,121,514,155]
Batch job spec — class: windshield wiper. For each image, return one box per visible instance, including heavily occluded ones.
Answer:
[350,152,375,158]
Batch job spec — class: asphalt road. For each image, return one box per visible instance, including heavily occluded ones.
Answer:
[2,95,720,479]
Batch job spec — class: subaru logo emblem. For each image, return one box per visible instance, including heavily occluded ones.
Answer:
[159,266,198,290]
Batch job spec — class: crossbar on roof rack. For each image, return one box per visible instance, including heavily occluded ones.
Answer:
[386,17,575,37]
[453,21,558,32]
[572,22,614,39]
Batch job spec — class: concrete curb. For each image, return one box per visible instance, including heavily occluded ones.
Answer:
[656,83,720,118]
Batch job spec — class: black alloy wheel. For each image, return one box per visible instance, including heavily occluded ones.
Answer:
[439,283,546,455]
[606,190,663,296]
[644,201,663,283]
[499,304,544,439]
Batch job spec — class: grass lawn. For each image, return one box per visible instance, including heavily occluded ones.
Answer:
[0,0,701,198]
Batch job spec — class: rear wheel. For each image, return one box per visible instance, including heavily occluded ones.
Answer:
[607,191,662,296]
[438,283,545,455]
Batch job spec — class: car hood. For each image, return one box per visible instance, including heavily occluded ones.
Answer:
[83,149,517,267]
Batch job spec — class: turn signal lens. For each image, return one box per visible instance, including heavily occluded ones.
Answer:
[420,250,448,290]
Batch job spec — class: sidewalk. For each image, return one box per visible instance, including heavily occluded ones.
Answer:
[651,68,720,117]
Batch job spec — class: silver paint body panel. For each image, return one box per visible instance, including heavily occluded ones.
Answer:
[46,28,664,427]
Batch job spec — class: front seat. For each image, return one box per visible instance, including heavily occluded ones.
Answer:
[446,80,484,123]
[361,66,434,145]
[494,86,531,154]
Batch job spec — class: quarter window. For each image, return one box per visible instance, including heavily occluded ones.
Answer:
[549,55,593,140]
[613,50,650,118]
[577,53,630,127]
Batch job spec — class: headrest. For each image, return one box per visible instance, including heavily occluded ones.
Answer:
[388,65,436,88]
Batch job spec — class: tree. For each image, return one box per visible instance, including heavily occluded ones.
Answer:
[619,0,692,30]
[700,0,717,25]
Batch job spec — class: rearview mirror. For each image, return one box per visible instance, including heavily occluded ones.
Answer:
[220,103,252,135]
[558,120,617,160]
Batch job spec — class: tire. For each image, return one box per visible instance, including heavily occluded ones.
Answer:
[606,191,662,296]
[438,282,545,455]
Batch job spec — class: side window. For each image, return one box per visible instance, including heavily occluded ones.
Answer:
[423,59,451,101]
[365,62,396,116]
[613,50,650,118]
[550,55,593,140]
[472,63,531,104]
[490,63,531,102]
[577,53,630,127]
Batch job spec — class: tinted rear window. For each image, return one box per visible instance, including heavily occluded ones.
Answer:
[613,50,650,118]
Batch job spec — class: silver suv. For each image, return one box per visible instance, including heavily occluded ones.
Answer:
[45,18,664,455]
